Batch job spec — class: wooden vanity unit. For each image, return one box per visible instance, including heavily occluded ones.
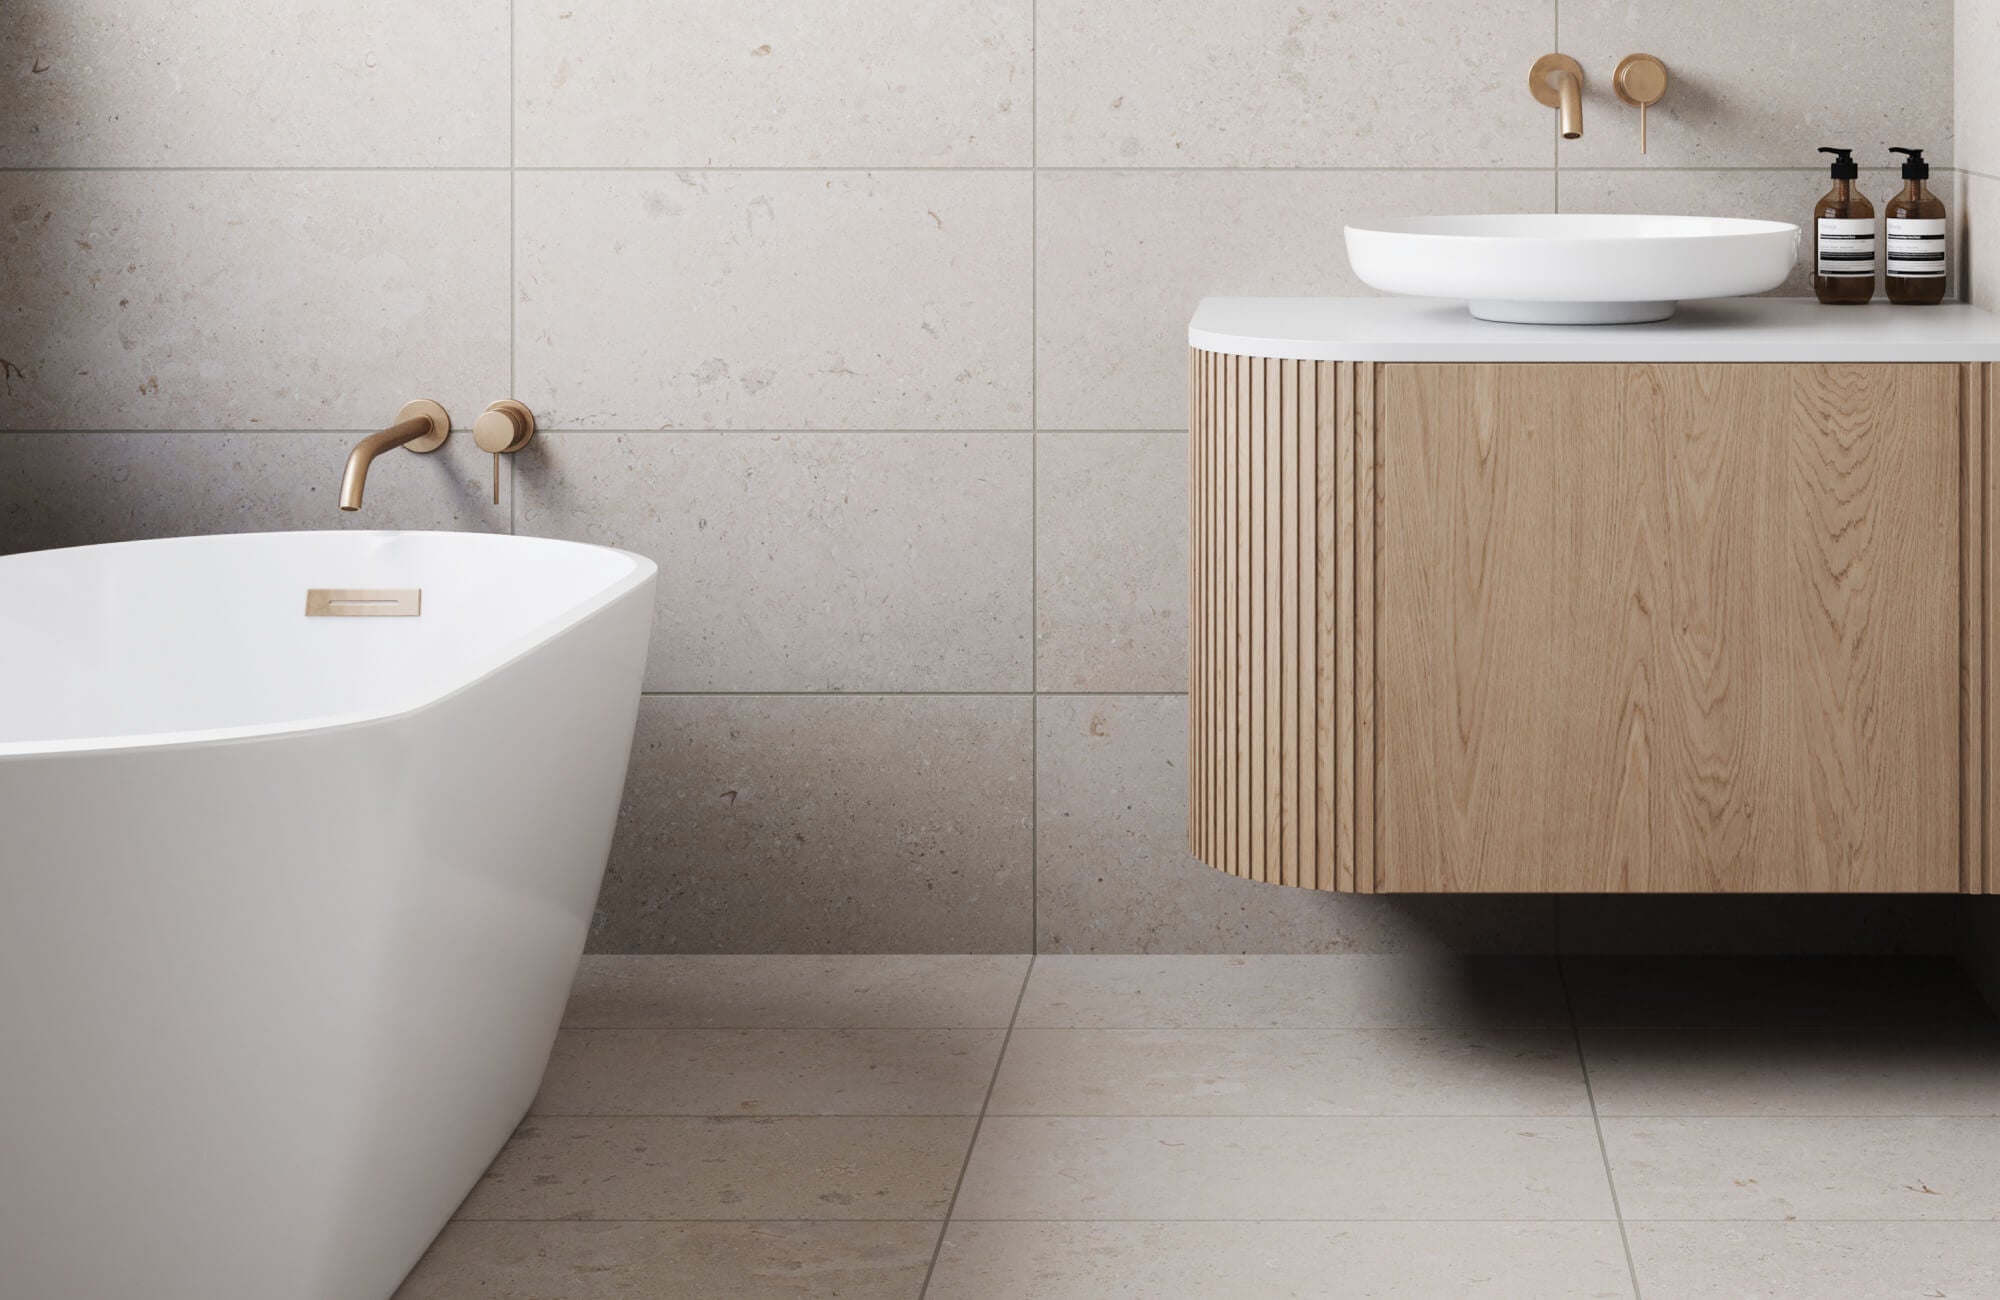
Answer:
[1187,297,2000,895]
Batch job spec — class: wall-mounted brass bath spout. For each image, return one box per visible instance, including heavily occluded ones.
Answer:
[339,399,450,512]
[1529,53,1585,140]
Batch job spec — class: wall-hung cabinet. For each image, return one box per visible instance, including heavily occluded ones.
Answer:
[1187,299,2000,895]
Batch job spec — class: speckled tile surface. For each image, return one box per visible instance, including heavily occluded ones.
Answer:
[589,696,1033,954]
[517,431,1032,692]
[395,955,2000,1298]
[513,171,1031,432]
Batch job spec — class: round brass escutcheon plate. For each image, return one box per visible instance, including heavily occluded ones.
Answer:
[397,398,451,453]
[1528,53,1584,108]
[474,399,537,454]
[1613,53,1668,107]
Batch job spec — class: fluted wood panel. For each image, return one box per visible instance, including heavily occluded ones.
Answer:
[1190,350,1340,886]
[1983,363,1997,896]
[1968,360,1985,895]
[1191,351,1990,895]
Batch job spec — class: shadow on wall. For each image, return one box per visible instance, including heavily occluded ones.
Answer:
[0,0,48,449]
[0,0,499,556]
[591,692,1969,958]
[0,431,500,557]
[1039,860,1962,958]
[1016,694,1968,959]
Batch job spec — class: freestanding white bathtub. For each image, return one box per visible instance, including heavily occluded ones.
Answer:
[0,530,657,1300]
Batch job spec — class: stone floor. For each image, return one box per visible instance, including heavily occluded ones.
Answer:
[394,954,2000,1299]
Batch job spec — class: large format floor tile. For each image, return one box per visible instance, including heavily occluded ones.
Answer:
[929,1221,1634,1300]
[953,1116,1616,1221]
[1604,1117,2000,1220]
[1625,1222,2000,1299]
[395,954,2000,1296]
[533,1028,1004,1116]
[456,1116,974,1221]
[564,955,1030,1029]
[1582,1025,2000,1117]
[988,1026,1589,1117]
[396,1220,936,1300]
[1017,955,1570,1029]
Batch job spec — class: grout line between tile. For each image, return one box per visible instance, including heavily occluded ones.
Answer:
[8,164,1908,174]
[564,1016,1032,1024]
[1560,956,1645,1300]
[1028,0,1040,959]
[634,690,1183,697]
[918,953,1035,1298]
[451,1218,955,1224]
[456,1214,1646,1224]
[979,1023,1580,1031]
[1551,0,1560,196]
[1029,692,1039,951]
[0,428,1174,437]
[508,0,517,537]
[554,1023,1576,1034]
[519,1110,2000,1120]
[452,1215,2000,1224]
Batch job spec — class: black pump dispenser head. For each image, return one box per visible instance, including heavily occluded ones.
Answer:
[1818,146,1859,179]
[1891,147,1930,180]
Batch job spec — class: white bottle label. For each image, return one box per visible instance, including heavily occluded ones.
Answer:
[1816,217,1876,277]
[1886,217,1947,277]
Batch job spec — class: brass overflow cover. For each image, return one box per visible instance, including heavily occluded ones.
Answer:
[473,399,537,504]
[1613,54,1669,153]
[306,588,422,617]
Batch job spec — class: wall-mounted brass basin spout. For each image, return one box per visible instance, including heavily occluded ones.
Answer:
[1529,53,1585,140]
[339,399,450,511]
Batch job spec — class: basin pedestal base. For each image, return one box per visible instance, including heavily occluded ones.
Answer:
[1468,299,1676,325]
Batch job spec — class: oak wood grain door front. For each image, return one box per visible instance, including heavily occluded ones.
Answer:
[1374,363,1961,893]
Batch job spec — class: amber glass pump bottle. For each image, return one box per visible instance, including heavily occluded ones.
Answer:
[1812,147,1875,304]
[1885,147,1947,305]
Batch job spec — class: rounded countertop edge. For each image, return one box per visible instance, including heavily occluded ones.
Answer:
[1189,297,2000,364]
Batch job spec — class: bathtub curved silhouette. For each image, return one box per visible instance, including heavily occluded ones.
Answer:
[0,530,656,1300]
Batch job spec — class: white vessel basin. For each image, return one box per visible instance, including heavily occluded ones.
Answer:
[1344,214,1802,325]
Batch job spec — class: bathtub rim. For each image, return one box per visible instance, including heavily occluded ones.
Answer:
[0,530,657,761]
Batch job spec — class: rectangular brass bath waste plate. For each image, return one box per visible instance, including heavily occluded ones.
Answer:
[305,588,421,617]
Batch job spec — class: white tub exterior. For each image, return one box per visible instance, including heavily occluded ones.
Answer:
[0,531,657,1300]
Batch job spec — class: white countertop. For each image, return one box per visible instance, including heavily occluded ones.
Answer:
[1189,297,2000,363]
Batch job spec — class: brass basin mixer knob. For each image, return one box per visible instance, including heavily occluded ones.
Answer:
[473,400,536,505]
[1613,54,1669,154]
